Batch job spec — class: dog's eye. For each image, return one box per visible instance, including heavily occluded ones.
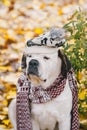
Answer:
[43,56,50,60]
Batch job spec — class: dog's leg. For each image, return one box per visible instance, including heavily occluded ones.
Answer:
[58,115,71,130]
[8,98,17,130]
[32,119,40,130]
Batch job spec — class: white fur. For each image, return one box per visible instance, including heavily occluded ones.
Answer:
[26,51,61,88]
[31,79,72,130]
[8,48,72,130]
[24,46,59,54]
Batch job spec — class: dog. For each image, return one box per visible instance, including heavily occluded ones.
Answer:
[8,45,72,130]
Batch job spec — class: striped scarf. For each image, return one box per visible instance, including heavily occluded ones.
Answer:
[16,68,79,130]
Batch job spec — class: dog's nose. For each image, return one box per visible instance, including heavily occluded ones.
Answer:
[29,59,39,68]
[28,59,39,75]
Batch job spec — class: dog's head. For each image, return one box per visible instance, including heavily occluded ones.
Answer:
[21,46,71,88]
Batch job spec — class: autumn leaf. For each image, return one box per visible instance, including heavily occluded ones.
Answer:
[34,28,44,35]
[3,0,11,6]
[40,3,46,9]
[2,119,10,126]
[58,8,63,16]
[0,66,13,72]
[79,90,86,100]
[77,71,83,80]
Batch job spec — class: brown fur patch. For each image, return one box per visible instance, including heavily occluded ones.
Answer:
[28,75,43,86]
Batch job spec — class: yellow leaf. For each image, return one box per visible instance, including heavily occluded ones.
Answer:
[49,3,55,6]
[58,8,63,16]
[78,71,83,80]
[2,119,10,126]
[40,3,46,9]
[3,0,11,6]
[6,90,16,99]
[4,34,15,41]
[16,29,24,35]
[82,102,87,108]
[79,91,86,100]
[2,100,8,106]
[34,28,43,35]
[0,66,13,72]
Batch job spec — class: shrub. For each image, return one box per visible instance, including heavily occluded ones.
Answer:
[63,9,87,128]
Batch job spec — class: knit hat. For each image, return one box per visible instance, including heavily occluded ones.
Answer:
[24,28,65,54]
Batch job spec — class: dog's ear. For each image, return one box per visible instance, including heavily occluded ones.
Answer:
[21,54,27,71]
[58,50,71,78]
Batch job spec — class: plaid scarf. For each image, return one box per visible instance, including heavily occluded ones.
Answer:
[16,68,79,130]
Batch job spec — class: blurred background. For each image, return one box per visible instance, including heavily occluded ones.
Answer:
[0,0,87,130]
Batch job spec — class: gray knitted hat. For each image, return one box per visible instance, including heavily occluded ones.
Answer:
[24,28,65,54]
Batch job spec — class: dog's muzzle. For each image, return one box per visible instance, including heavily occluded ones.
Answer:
[27,59,39,76]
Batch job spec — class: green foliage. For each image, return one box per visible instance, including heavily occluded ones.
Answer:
[64,10,87,76]
[63,10,87,125]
